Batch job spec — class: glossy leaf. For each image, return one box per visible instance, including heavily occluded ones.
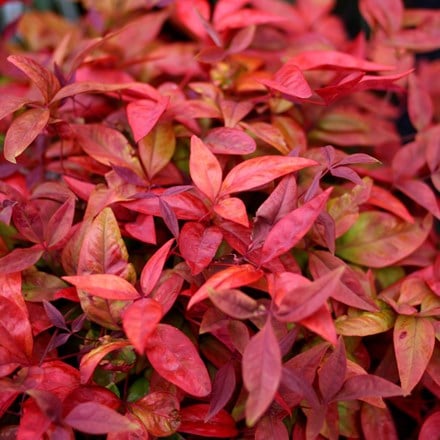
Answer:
[336,212,432,268]
[146,324,211,397]
[243,319,281,426]
[123,298,163,354]
[393,315,435,396]
[261,188,332,265]
[179,223,223,275]
[4,107,50,163]
[220,156,316,196]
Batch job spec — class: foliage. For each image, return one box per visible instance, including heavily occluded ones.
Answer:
[0,0,439,438]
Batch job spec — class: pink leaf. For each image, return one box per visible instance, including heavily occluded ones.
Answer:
[204,127,256,155]
[146,324,212,397]
[4,108,50,163]
[209,288,260,320]
[0,245,44,275]
[187,264,263,309]
[243,319,281,426]
[359,0,404,35]
[189,135,222,201]
[179,223,223,275]
[220,156,316,196]
[45,197,76,248]
[407,74,433,131]
[63,274,140,300]
[64,402,136,434]
[140,239,174,296]
[214,197,249,226]
[260,188,332,265]
[255,414,289,440]
[419,411,440,440]
[122,298,163,354]
[0,95,31,121]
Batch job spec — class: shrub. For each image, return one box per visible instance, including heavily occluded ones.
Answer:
[0,0,439,438]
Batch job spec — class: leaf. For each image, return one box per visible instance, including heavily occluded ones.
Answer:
[127,98,168,143]
[276,267,344,323]
[140,239,174,296]
[64,402,136,434]
[123,298,163,354]
[280,367,320,409]
[45,197,76,248]
[146,324,211,397]
[159,199,180,238]
[0,245,44,275]
[4,108,50,163]
[393,315,435,396]
[338,374,402,404]
[287,50,394,72]
[139,122,176,180]
[125,214,156,244]
[359,0,404,35]
[209,288,260,320]
[43,300,68,331]
[175,0,210,39]
[179,223,223,275]
[130,391,181,437]
[361,404,399,440]
[243,319,281,426]
[190,135,222,202]
[407,74,433,131]
[260,188,332,265]
[188,264,263,309]
[179,404,238,438]
[336,212,432,268]
[335,307,396,336]
[220,155,316,196]
[206,361,236,421]
[204,127,256,155]
[80,340,131,384]
[0,95,31,121]
[318,337,346,403]
[7,55,60,102]
[214,197,249,226]
[259,64,313,100]
[63,274,140,300]
[419,411,440,440]
[255,414,289,440]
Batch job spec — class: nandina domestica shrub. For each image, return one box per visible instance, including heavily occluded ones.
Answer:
[0,0,439,438]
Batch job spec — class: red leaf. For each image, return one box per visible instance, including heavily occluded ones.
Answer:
[318,337,346,403]
[407,74,433,132]
[227,25,256,54]
[140,239,174,296]
[204,127,256,155]
[214,197,249,226]
[287,50,394,72]
[419,411,440,440]
[359,0,404,35]
[209,288,260,319]
[123,298,163,354]
[219,98,253,128]
[0,245,44,275]
[150,271,184,315]
[80,340,131,384]
[280,368,320,409]
[260,64,313,100]
[188,264,263,309]
[125,214,157,244]
[220,156,316,196]
[361,404,399,440]
[7,55,60,102]
[255,414,289,440]
[206,361,236,421]
[130,391,180,437]
[275,267,344,322]
[64,402,136,434]
[0,95,31,121]
[243,319,281,426]
[175,0,210,39]
[146,324,212,397]
[4,108,50,163]
[393,315,435,396]
[260,188,332,265]
[179,223,223,275]
[179,404,238,438]
[45,197,76,248]
[63,274,140,300]
[127,98,168,143]
[190,135,222,202]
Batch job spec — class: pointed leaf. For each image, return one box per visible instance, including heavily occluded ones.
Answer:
[158,199,180,238]
[394,315,435,396]
[0,245,44,275]
[8,55,60,102]
[209,288,260,320]
[336,212,432,268]
[359,0,404,34]
[361,404,399,440]
[146,324,211,397]
[43,300,68,331]
[261,188,332,265]
[45,197,76,248]
[140,239,174,296]
[127,99,168,143]
[63,274,140,300]
[65,402,136,434]
[280,367,320,409]
[255,414,289,440]
[123,298,163,354]
[190,135,222,202]
[205,127,256,155]
[214,197,249,226]
[243,319,281,426]
[179,223,223,275]
[0,95,31,120]
[4,108,50,163]
[220,156,316,196]
[188,264,263,309]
